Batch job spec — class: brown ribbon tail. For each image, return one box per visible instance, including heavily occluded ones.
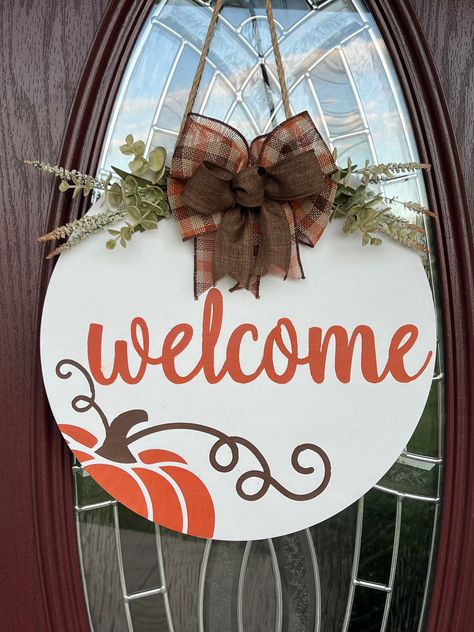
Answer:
[212,206,255,288]
[254,200,292,278]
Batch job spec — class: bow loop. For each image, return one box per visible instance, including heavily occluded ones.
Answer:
[265,151,324,201]
[182,162,234,216]
[168,112,338,298]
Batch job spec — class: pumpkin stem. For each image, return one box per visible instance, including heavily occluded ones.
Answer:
[95,409,148,463]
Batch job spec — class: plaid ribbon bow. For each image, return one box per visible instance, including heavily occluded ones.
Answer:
[168,111,337,298]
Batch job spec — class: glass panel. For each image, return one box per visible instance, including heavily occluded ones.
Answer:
[75,1,445,630]
[310,50,365,137]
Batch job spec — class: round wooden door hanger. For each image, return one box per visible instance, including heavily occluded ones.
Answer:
[41,216,436,540]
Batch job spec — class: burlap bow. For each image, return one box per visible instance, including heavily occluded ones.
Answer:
[168,111,337,298]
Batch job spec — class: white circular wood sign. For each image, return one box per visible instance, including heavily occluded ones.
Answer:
[41,204,436,540]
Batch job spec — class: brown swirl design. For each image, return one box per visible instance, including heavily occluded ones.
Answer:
[56,359,331,502]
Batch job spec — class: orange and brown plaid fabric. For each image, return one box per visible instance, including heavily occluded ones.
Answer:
[168,111,337,298]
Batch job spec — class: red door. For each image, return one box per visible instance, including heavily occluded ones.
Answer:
[1,1,473,631]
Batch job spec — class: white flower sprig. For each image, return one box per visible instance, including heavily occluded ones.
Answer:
[28,134,170,257]
[38,203,127,259]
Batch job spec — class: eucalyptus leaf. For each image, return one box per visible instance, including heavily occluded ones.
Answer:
[127,206,142,222]
[108,182,123,208]
[124,175,138,193]
[119,144,134,155]
[132,140,145,155]
[151,165,167,185]
[111,166,152,188]
[156,202,170,217]
[129,157,145,173]
[141,218,158,230]
[148,146,166,172]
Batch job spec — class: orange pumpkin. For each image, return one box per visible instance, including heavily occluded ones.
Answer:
[60,424,215,538]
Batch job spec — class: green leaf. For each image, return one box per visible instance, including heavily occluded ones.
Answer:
[141,218,158,230]
[124,175,138,193]
[120,235,127,248]
[156,202,170,217]
[83,181,93,196]
[111,166,152,188]
[59,180,69,192]
[124,194,139,208]
[148,147,167,172]
[108,182,123,207]
[127,206,142,222]
[72,186,82,199]
[132,140,146,156]
[365,195,382,208]
[119,144,134,155]
[151,165,167,185]
[122,227,132,241]
[108,229,121,236]
[106,239,116,250]
[125,134,134,145]
[129,157,145,173]
[347,205,361,217]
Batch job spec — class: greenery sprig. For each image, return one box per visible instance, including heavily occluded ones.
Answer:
[24,160,104,196]
[39,204,127,259]
[330,152,434,253]
[28,136,434,259]
[29,134,171,257]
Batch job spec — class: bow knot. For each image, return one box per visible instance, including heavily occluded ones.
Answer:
[168,112,338,298]
[231,165,267,208]
[181,151,324,290]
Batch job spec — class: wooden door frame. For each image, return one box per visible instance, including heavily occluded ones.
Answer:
[2,1,473,630]
[366,4,474,630]
[29,2,157,631]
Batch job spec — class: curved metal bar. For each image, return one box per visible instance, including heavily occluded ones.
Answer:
[305,528,321,632]
[341,497,364,632]
[267,539,283,632]
[155,526,176,632]
[198,540,212,632]
[237,541,252,632]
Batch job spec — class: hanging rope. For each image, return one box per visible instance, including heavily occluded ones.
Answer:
[264,0,291,119]
[179,0,291,139]
[179,0,223,137]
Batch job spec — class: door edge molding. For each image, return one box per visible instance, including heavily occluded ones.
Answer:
[34,2,155,630]
[366,1,474,630]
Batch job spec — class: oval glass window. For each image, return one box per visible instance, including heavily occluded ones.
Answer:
[73,1,444,630]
